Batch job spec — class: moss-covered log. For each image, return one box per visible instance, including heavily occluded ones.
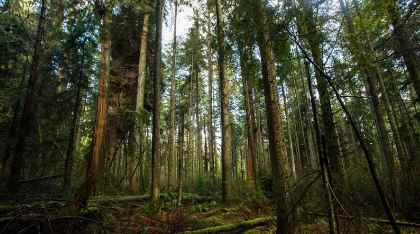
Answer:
[182,216,275,234]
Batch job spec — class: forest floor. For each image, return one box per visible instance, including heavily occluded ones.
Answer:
[0,193,419,233]
[0,193,311,233]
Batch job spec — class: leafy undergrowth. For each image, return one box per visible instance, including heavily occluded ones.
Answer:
[0,194,275,234]
[99,196,275,233]
[1,196,419,233]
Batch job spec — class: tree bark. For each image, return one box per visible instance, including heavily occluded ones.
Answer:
[239,43,257,189]
[151,0,164,203]
[134,10,151,193]
[206,3,216,184]
[215,0,233,202]
[73,5,111,209]
[252,0,291,232]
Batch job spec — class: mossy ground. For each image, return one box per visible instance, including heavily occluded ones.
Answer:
[0,197,419,233]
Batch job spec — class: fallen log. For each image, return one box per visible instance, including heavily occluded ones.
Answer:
[90,195,150,205]
[90,193,212,205]
[181,216,275,234]
[305,212,420,228]
[17,174,64,184]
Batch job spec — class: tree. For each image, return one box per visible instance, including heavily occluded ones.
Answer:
[7,0,47,193]
[238,42,257,189]
[214,0,233,203]
[297,0,345,188]
[151,0,164,203]
[338,0,397,207]
[73,2,112,209]
[247,0,292,232]
[177,106,185,205]
[206,0,216,184]
[63,41,86,191]
[133,0,152,193]
[382,0,420,102]
[167,0,178,189]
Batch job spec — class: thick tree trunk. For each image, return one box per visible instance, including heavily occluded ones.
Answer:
[133,12,150,193]
[206,6,215,183]
[239,43,257,189]
[258,34,290,234]
[215,0,233,202]
[7,0,46,193]
[151,0,164,203]
[253,1,291,232]
[73,6,111,209]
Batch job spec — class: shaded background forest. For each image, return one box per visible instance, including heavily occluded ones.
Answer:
[0,0,419,233]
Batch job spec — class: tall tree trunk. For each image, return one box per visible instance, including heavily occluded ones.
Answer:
[255,107,265,174]
[281,84,297,181]
[215,0,233,202]
[386,70,420,218]
[63,42,86,191]
[299,0,345,188]
[366,74,397,205]
[195,65,203,180]
[305,60,339,234]
[253,0,291,232]
[134,9,151,193]
[177,112,185,206]
[167,0,178,190]
[151,0,164,203]
[7,0,47,193]
[239,43,257,189]
[73,5,111,209]
[206,5,216,184]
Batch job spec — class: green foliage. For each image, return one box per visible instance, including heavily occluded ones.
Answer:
[143,201,161,215]
[186,176,220,197]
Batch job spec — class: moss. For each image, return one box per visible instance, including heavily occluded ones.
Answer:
[195,215,225,228]
[0,204,16,211]
[80,206,100,217]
